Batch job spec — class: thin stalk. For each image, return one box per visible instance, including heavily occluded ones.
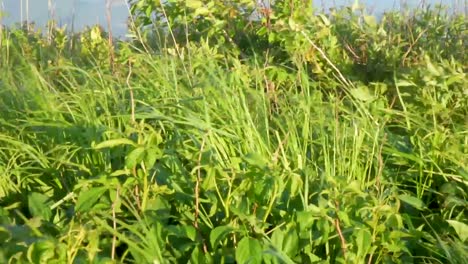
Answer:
[194,136,208,253]
[106,0,115,71]
[26,0,29,31]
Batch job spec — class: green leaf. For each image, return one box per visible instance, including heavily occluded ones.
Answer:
[186,0,203,9]
[194,7,210,16]
[363,15,377,28]
[289,173,303,197]
[75,187,108,213]
[243,153,268,168]
[283,228,299,257]
[398,194,426,210]
[210,225,236,248]
[236,237,262,264]
[183,225,197,241]
[425,55,441,76]
[318,14,330,26]
[350,86,375,102]
[126,147,146,168]
[288,17,300,32]
[93,138,136,149]
[28,192,52,220]
[355,228,372,258]
[296,210,315,233]
[145,147,163,168]
[271,227,285,250]
[263,244,296,264]
[27,240,56,263]
[271,227,299,257]
[305,252,321,262]
[396,80,416,87]
[167,225,197,241]
[447,220,468,242]
[190,247,204,263]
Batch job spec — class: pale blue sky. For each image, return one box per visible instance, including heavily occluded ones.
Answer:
[0,0,464,37]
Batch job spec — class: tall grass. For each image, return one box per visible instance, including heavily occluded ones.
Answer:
[0,2,467,263]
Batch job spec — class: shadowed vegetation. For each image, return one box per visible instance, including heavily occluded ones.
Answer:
[0,1,467,263]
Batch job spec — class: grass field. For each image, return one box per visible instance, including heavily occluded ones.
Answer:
[0,1,467,263]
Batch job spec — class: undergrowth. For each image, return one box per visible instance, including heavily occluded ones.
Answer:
[0,1,467,263]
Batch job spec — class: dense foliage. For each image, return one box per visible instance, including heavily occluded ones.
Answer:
[0,1,467,263]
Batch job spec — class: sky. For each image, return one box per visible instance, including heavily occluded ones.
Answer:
[0,0,464,37]
[0,0,129,36]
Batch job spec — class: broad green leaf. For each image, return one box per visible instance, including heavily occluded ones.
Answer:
[183,225,198,241]
[289,173,303,197]
[445,74,464,86]
[27,240,56,263]
[93,138,136,149]
[167,225,197,241]
[145,147,163,168]
[282,228,299,257]
[355,228,372,258]
[210,225,236,248]
[243,153,268,168]
[147,131,163,145]
[386,214,403,229]
[263,244,296,264]
[186,0,203,9]
[126,147,146,168]
[398,194,426,210]
[363,15,377,28]
[271,228,285,251]
[190,247,204,263]
[194,7,210,16]
[318,14,330,26]
[272,227,299,257]
[447,220,468,242]
[425,55,441,76]
[236,237,262,264]
[305,252,321,262]
[75,187,108,213]
[296,210,315,233]
[202,169,217,191]
[28,192,52,220]
[344,180,363,194]
[288,17,300,32]
[350,86,375,102]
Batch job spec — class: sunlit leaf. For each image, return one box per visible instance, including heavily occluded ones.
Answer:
[27,240,56,263]
[186,0,203,9]
[355,229,372,258]
[350,86,375,102]
[272,227,299,257]
[363,15,377,28]
[236,237,262,264]
[398,194,426,210]
[447,220,468,242]
[210,225,236,248]
[145,147,163,168]
[93,138,136,149]
[396,80,416,87]
[243,153,268,168]
[318,14,330,26]
[126,147,146,168]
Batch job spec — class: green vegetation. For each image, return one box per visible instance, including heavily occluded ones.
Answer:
[0,1,467,263]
